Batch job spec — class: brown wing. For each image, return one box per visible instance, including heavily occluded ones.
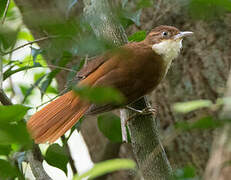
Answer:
[80,42,164,115]
[77,53,111,79]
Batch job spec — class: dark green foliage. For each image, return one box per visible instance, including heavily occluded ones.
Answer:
[3,63,41,80]
[0,0,8,17]
[97,113,122,142]
[0,145,12,155]
[0,159,23,179]
[0,105,29,123]
[0,105,31,148]
[173,166,198,180]
[0,25,18,51]
[175,116,222,131]
[0,121,32,148]
[45,144,69,175]
[73,85,125,104]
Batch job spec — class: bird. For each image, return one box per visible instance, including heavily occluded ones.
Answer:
[27,25,193,143]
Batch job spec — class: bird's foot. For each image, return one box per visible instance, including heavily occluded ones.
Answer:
[125,106,157,125]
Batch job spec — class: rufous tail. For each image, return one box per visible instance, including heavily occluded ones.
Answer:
[27,91,90,143]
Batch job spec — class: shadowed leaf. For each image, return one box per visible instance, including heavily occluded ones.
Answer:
[0,145,11,155]
[98,113,122,142]
[45,144,69,175]
[173,165,197,180]
[0,121,32,148]
[73,85,125,104]
[175,117,222,131]
[0,159,22,179]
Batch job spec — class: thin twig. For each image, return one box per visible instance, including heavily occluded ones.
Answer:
[61,136,78,175]
[1,0,10,24]
[0,88,12,105]
[2,36,57,56]
[46,64,77,72]
[26,144,52,180]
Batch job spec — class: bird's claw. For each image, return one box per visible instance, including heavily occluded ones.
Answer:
[125,106,157,125]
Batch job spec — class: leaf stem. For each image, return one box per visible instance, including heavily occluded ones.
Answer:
[1,0,10,24]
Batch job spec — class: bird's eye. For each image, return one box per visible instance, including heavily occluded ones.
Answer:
[162,31,169,38]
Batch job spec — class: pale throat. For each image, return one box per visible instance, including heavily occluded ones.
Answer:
[152,39,183,75]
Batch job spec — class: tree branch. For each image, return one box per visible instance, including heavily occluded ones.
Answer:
[126,98,172,179]
[0,89,12,105]
[26,144,52,180]
[1,36,57,56]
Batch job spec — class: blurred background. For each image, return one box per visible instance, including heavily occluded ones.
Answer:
[0,0,231,179]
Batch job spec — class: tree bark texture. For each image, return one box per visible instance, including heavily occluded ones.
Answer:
[204,69,231,180]
[13,0,231,178]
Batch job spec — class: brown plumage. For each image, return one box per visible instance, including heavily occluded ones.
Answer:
[27,25,193,143]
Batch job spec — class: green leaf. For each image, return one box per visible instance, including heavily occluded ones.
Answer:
[173,99,213,114]
[173,165,197,180]
[0,0,8,17]
[45,144,69,175]
[17,31,34,41]
[46,86,58,95]
[40,72,56,97]
[74,159,136,180]
[0,105,30,123]
[34,72,46,82]
[0,145,11,155]
[0,159,20,179]
[175,117,222,131]
[98,113,122,142]
[73,85,125,104]
[128,30,146,42]
[0,121,32,148]
[3,63,41,80]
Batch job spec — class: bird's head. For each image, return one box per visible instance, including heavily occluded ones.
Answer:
[145,25,193,63]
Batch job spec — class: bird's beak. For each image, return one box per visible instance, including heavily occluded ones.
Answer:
[174,31,194,40]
